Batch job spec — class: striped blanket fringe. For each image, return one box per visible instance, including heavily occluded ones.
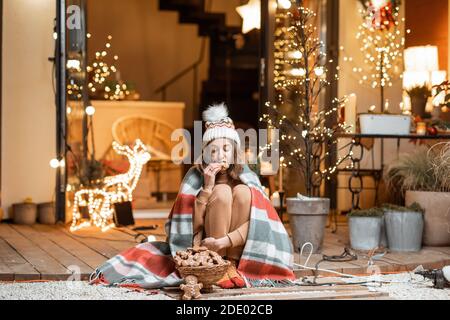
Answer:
[243,276,300,288]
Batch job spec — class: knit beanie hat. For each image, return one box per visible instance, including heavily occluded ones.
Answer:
[202,103,241,148]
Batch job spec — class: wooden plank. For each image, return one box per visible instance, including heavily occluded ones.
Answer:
[423,246,450,256]
[11,225,93,279]
[0,258,14,281]
[0,224,68,280]
[163,285,389,300]
[221,290,389,300]
[383,248,450,271]
[32,224,108,270]
[0,239,15,281]
[164,284,375,298]
[342,256,402,275]
[59,226,121,259]
[294,247,363,277]
[0,238,39,281]
[71,226,137,252]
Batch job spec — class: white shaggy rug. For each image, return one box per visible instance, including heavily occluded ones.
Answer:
[0,281,173,300]
[1,272,449,300]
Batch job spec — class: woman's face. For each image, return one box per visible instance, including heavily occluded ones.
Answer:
[204,138,234,166]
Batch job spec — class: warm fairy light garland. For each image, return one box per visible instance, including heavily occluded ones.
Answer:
[70,139,150,232]
[349,1,409,89]
[87,34,131,100]
[262,1,352,197]
[68,34,132,101]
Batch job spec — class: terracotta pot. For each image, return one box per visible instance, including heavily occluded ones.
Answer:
[405,191,450,246]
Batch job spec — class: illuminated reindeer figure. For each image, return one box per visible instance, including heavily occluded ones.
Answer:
[71,139,151,232]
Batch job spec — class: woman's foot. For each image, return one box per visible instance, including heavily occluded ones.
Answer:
[216,259,246,289]
[216,270,235,289]
[226,259,246,288]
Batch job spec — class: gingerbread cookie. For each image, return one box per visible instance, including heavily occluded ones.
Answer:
[180,275,203,300]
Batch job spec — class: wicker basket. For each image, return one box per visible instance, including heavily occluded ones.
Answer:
[177,260,230,293]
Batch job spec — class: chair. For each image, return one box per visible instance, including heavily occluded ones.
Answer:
[111,115,190,199]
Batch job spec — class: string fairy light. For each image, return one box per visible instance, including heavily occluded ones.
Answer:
[70,139,151,232]
[262,0,352,197]
[342,0,409,110]
[68,34,132,101]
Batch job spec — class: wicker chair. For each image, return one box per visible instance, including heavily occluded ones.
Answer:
[110,115,189,198]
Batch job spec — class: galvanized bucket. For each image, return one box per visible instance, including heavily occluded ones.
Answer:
[349,216,382,251]
[286,197,330,253]
[384,210,423,252]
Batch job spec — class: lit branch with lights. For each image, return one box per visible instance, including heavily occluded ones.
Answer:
[68,34,135,101]
[87,34,133,100]
[262,0,352,197]
[352,0,409,109]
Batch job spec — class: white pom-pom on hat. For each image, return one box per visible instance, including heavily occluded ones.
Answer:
[202,102,229,123]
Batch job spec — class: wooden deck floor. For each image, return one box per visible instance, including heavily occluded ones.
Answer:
[0,219,449,282]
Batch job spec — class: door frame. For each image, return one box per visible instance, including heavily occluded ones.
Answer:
[0,0,3,211]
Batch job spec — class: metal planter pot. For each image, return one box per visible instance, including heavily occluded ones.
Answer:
[384,210,423,252]
[349,216,382,251]
[286,197,330,253]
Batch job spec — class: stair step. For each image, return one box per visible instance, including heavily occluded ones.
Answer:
[159,0,204,12]
[198,25,227,37]
[209,58,259,71]
[205,69,259,82]
[179,11,225,26]
[202,84,258,96]
[157,0,260,130]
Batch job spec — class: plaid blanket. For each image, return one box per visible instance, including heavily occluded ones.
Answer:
[90,165,296,289]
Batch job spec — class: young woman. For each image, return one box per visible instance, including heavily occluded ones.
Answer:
[192,104,252,287]
[90,103,295,290]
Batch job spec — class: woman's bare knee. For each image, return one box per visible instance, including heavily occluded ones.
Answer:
[232,184,251,205]
[211,184,232,203]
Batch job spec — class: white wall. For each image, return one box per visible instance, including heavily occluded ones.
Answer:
[2,0,56,218]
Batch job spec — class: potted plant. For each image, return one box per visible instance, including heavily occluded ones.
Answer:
[406,85,432,118]
[433,80,450,122]
[385,144,450,246]
[348,208,384,251]
[382,203,424,252]
[261,2,351,253]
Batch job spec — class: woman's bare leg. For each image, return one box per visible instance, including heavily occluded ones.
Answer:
[226,184,251,260]
[204,184,233,256]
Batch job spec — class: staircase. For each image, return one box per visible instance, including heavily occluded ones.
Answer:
[159,0,260,130]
